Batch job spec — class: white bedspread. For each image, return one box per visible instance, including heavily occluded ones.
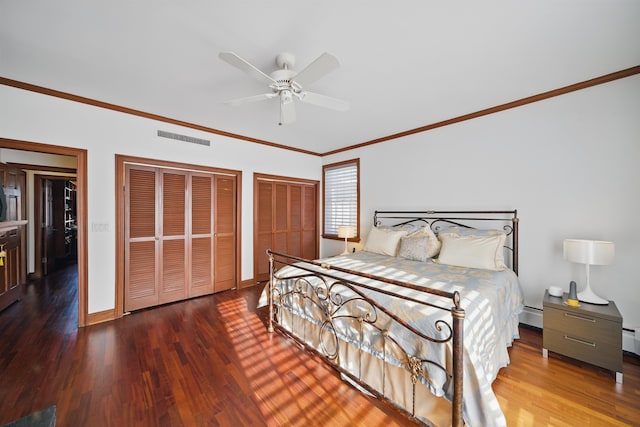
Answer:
[259,251,524,427]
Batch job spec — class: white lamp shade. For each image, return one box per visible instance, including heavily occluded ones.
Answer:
[338,226,356,239]
[563,239,614,266]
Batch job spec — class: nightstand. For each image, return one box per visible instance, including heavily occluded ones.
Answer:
[542,290,623,383]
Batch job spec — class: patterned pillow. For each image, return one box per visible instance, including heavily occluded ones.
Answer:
[398,226,442,261]
[398,235,430,262]
[436,225,505,237]
[409,226,442,257]
[378,223,420,234]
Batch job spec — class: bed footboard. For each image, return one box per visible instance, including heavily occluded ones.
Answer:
[267,250,465,427]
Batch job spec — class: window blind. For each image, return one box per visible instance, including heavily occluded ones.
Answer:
[323,160,359,238]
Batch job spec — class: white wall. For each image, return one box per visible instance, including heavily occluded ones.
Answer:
[322,75,640,334]
[0,85,322,314]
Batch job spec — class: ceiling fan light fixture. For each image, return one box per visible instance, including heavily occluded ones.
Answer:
[279,93,296,126]
[281,89,293,104]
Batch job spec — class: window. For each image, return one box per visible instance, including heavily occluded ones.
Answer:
[323,159,359,240]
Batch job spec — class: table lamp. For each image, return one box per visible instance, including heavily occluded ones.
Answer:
[563,239,614,305]
[337,225,356,255]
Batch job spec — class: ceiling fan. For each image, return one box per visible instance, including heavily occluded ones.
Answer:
[219,51,349,125]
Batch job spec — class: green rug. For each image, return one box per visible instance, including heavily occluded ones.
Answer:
[2,406,56,427]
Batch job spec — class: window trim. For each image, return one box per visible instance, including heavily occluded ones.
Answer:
[322,158,360,241]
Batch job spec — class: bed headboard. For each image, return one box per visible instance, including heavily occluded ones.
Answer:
[373,210,519,275]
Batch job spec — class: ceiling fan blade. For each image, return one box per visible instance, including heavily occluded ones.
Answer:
[224,93,277,107]
[219,51,276,85]
[292,52,340,87]
[279,92,296,125]
[298,91,350,112]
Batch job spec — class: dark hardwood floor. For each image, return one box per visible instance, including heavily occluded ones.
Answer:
[1,265,639,426]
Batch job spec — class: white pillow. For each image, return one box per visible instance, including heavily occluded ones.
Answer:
[435,232,506,270]
[363,226,406,256]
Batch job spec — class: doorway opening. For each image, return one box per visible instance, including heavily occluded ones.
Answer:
[0,139,88,326]
[34,176,77,278]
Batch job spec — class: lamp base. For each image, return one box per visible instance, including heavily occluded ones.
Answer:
[340,236,350,256]
[577,287,608,305]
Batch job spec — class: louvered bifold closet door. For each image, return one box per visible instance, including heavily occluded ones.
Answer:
[190,173,214,297]
[302,185,317,259]
[125,165,159,311]
[288,185,302,257]
[159,170,188,305]
[255,181,273,282]
[125,164,237,311]
[254,177,318,283]
[214,175,236,291]
[273,182,289,254]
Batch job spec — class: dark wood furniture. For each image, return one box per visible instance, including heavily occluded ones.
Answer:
[0,162,27,311]
[543,289,623,383]
[0,221,27,311]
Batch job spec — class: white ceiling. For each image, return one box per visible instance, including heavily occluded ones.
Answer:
[1,1,639,155]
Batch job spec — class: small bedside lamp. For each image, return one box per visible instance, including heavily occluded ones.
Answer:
[337,225,356,256]
[563,239,614,305]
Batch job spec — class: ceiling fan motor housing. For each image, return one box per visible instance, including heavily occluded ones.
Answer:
[270,69,299,94]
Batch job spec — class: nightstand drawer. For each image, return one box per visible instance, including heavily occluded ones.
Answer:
[543,306,620,346]
[543,328,622,372]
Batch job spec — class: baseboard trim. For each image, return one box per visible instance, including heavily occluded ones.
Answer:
[239,278,259,288]
[519,305,543,329]
[87,308,115,326]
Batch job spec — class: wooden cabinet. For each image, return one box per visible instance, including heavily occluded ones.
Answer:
[543,290,623,383]
[0,224,24,311]
[0,162,27,311]
[0,165,24,223]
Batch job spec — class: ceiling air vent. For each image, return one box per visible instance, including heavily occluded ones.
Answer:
[157,130,210,146]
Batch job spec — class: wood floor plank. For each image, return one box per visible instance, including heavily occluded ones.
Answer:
[1,265,638,426]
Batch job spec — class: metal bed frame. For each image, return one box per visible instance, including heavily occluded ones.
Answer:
[266,210,519,427]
